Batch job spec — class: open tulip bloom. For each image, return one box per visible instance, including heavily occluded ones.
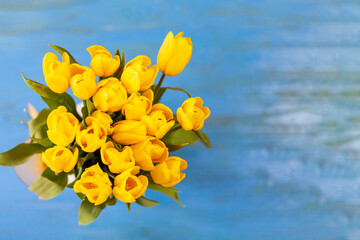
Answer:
[0,32,211,225]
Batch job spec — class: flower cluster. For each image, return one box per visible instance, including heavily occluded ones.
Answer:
[0,31,211,225]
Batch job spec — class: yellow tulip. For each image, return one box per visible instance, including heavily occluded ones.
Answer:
[69,64,97,100]
[43,52,71,93]
[76,117,107,152]
[130,137,168,171]
[176,97,210,131]
[93,77,127,113]
[157,31,193,76]
[112,120,148,145]
[47,106,79,146]
[121,56,159,94]
[41,146,78,173]
[122,89,153,120]
[141,103,175,139]
[87,45,120,77]
[100,141,135,173]
[90,110,114,135]
[150,156,187,187]
[74,163,112,206]
[113,166,148,203]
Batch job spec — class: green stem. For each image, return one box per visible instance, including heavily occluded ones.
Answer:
[107,137,122,150]
[162,87,192,98]
[154,73,166,97]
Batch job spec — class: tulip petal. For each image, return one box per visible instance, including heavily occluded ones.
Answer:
[176,107,193,131]
[165,44,192,76]
[157,31,174,73]
[151,162,170,185]
[87,45,111,58]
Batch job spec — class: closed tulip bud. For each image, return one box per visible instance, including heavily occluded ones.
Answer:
[121,56,159,94]
[113,166,148,203]
[93,77,127,113]
[74,163,112,206]
[69,64,97,100]
[90,110,114,135]
[150,156,187,187]
[76,117,107,152]
[87,45,120,77]
[130,137,168,171]
[122,89,153,120]
[47,106,79,146]
[157,31,192,76]
[112,120,148,145]
[41,146,78,173]
[176,97,210,131]
[43,52,72,93]
[141,104,175,139]
[100,141,135,174]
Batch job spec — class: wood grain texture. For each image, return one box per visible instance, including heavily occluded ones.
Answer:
[0,0,359,239]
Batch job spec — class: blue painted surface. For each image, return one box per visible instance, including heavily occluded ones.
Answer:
[2,0,360,239]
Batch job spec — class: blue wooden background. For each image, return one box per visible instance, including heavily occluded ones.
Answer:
[2,0,360,239]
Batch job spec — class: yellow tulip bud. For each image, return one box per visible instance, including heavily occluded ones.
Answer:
[90,110,114,135]
[43,52,71,93]
[150,156,187,187]
[87,45,120,77]
[93,77,127,113]
[112,120,148,145]
[74,163,112,206]
[130,138,168,171]
[141,103,175,139]
[113,166,148,203]
[47,106,79,146]
[121,56,159,94]
[157,31,193,76]
[76,117,107,152]
[122,89,153,120]
[41,146,78,173]
[176,97,210,131]
[100,141,135,173]
[69,64,97,100]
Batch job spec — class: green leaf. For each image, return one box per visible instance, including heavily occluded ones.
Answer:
[194,130,212,149]
[86,99,95,115]
[112,111,124,123]
[162,142,186,152]
[81,99,95,120]
[29,168,68,200]
[23,74,81,120]
[81,99,89,119]
[29,137,54,148]
[0,143,45,166]
[112,50,125,79]
[28,108,51,139]
[136,196,160,207]
[76,192,86,200]
[126,203,131,212]
[148,181,184,207]
[49,44,77,64]
[77,152,94,169]
[162,124,199,151]
[105,195,117,206]
[41,96,66,111]
[23,74,60,100]
[150,84,166,104]
[78,199,106,226]
[67,164,84,188]
[114,49,120,57]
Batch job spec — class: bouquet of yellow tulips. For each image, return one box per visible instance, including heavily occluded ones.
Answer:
[0,31,211,225]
